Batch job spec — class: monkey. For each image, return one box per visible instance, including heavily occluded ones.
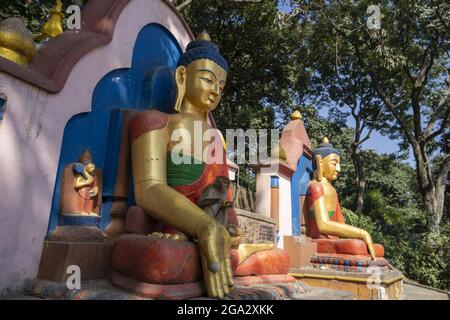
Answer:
[197,176,234,226]
[196,176,242,248]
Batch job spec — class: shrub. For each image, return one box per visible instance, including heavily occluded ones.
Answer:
[342,207,450,291]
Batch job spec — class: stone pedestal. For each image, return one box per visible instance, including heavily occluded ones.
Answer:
[283,235,317,269]
[37,240,112,282]
[290,267,404,300]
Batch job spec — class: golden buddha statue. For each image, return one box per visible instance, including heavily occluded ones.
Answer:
[0,18,37,65]
[305,137,383,260]
[111,31,290,299]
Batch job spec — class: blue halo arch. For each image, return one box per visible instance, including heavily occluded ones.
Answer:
[47,23,183,235]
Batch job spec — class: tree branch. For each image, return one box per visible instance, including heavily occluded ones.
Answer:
[369,71,415,143]
[424,69,450,142]
[436,153,450,188]
[410,44,436,140]
[176,0,192,11]
[425,106,450,143]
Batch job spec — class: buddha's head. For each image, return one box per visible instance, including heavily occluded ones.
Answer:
[174,31,228,113]
[312,137,341,181]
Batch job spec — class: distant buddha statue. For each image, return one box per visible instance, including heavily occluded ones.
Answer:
[111,31,290,299]
[305,137,384,260]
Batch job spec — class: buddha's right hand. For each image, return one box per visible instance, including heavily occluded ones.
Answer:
[197,220,234,298]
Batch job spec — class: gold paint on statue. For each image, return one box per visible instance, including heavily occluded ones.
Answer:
[132,50,233,298]
[132,32,282,298]
[131,128,169,184]
[73,150,99,199]
[311,137,377,259]
[0,19,37,65]
[237,243,276,265]
[290,110,302,120]
[35,0,63,42]
[196,30,211,41]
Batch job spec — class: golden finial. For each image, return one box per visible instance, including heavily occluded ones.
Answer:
[0,18,37,65]
[322,137,329,144]
[35,0,63,42]
[290,110,302,121]
[196,30,211,41]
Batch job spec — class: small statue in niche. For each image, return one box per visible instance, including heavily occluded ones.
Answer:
[73,159,99,201]
[60,149,102,216]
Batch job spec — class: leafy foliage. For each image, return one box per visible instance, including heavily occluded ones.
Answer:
[2,0,449,291]
[0,0,59,37]
[343,207,450,290]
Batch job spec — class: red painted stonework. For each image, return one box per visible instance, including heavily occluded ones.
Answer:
[125,206,161,235]
[233,274,296,286]
[111,234,289,285]
[313,239,385,257]
[235,249,290,276]
[111,234,202,284]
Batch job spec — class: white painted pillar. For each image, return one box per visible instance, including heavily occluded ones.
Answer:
[277,173,292,248]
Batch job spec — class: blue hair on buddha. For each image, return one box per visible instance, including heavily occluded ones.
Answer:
[312,141,341,170]
[177,40,229,72]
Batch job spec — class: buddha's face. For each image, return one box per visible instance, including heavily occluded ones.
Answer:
[321,153,341,181]
[181,59,227,112]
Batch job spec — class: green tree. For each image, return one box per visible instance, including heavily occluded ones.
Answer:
[180,0,322,133]
[289,0,450,233]
[0,0,56,37]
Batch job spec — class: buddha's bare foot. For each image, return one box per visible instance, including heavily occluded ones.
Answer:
[197,222,233,298]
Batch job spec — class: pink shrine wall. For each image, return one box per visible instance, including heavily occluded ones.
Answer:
[0,0,192,295]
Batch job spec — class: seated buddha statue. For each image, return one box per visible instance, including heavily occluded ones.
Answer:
[305,137,384,261]
[110,32,290,299]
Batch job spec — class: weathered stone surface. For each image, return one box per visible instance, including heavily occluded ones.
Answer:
[235,249,290,276]
[124,206,160,235]
[21,278,313,300]
[17,278,449,300]
[47,226,105,242]
[111,234,201,284]
[37,241,112,282]
[284,236,317,269]
[236,209,276,244]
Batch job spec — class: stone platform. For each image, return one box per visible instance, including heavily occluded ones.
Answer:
[9,278,449,300]
[20,278,354,300]
[290,266,404,300]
